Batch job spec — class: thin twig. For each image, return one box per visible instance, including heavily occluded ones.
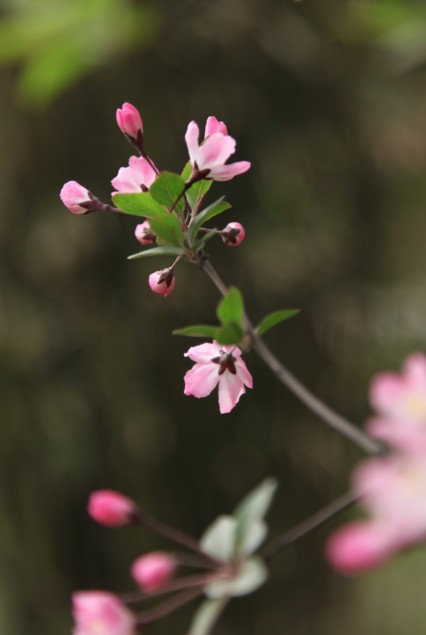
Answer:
[262,491,358,561]
[136,588,204,625]
[122,572,216,604]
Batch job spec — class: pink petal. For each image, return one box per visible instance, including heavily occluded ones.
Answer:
[184,342,221,363]
[185,121,200,164]
[204,116,228,137]
[218,372,245,414]
[326,522,394,575]
[370,373,407,417]
[404,353,426,389]
[235,357,253,389]
[367,417,426,456]
[196,134,236,170]
[184,362,220,398]
[207,161,251,181]
[111,156,156,193]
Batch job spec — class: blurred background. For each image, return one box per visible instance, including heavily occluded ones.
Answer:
[1,0,426,633]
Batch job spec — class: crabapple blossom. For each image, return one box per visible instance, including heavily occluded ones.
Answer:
[135,220,156,245]
[131,552,176,592]
[148,269,175,297]
[185,117,251,182]
[326,453,426,574]
[111,156,157,194]
[116,103,143,142]
[72,591,136,635]
[368,353,426,451]
[60,181,95,215]
[184,342,253,414]
[221,222,245,247]
[88,490,137,526]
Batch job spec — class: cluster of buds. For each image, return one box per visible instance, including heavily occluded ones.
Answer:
[60,103,249,298]
[327,353,426,573]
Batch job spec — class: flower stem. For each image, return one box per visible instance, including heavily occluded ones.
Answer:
[201,259,382,455]
[122,572,216,603]
[262,491,358,561]
[136,588,203,625]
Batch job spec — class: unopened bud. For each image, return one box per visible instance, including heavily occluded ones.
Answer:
[221,222,245,246]
[148,269,175,297]
[60,181,96,215]
[87,490,138,527]
[116,102,143,144]
[135,220,156,245]
[131,552,176,592]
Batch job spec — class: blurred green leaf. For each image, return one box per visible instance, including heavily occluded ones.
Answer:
[188,598,228,635]
[255,310,300,336]
[205,557,267,599]
[127,246,182,260]
[217,287,244,329]
[234,478,278,553]
[173,325,218,338]
[113,193,166,218]
[200,515,236,562]
[150,172,186,214]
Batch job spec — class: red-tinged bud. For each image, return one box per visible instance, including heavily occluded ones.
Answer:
[131,552,176,592]
[116,102,143,142]
[148,269,175,297]
[221,222,245,246]
[135,220,156,245]
[60,181,96,215]
[87,490,138,527]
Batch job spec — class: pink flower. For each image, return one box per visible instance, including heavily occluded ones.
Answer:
[116,103,143,141]
[111,156,157,194]
[72,591,136,635]
[60,181,94,214]
[368,353,426,451]
[184,342,253,414]
[88,490,137,526]
[184,117,251,182]
[221,222,245,246]
[135,220,156,245]
[148,269,175,297]
[326,454,426,574]
[131,552,176,592]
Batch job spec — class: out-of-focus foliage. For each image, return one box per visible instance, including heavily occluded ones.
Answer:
[0,0,158,105]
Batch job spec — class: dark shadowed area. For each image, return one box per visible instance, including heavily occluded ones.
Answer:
[1,0,426,633]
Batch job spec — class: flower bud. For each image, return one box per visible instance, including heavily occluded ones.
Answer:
[87,490,138,526]
[60,181,94,215]
[148,269,175,297]
[72,591,137,635]
[221,222,245,246]
[131,552,176,592]
[135,220,156,245]
[116,102,143,141]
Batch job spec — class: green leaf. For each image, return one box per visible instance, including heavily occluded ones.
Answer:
[205,557,267,599]
[150,172,186,213]
[173,325,218,338]
[127,246,183,260]
[255,310,300,336]
[200,516,237,562]
[215,322,244,346]
[182,160,213,212]
[217,287,244,328]
[234,478,278,526]
[192,228,219,251]
[238,519,268,556]
[112,193,166,218]
[149,213,184,248]
[188,598,228,635]
[188,197,232,244]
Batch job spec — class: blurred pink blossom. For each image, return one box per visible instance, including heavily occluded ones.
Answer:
[112,156,157,194]
[185,117,251,182]
[88,490,137,527]
[72,591,136,635]
[184,342,253,414]
[131,552,176,592]
[327,454,426,574]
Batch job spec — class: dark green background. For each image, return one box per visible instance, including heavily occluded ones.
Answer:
[1,0,426,633]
